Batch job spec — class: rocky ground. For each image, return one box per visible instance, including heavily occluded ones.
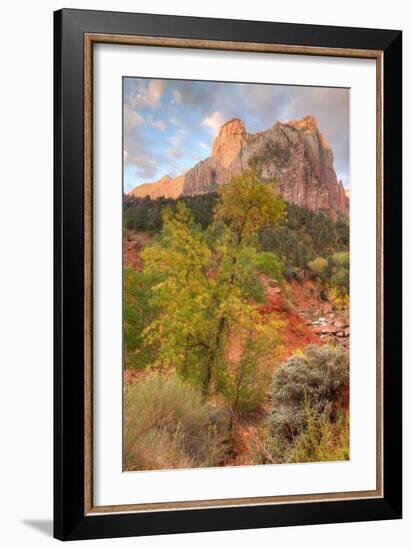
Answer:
[290,280,349,348]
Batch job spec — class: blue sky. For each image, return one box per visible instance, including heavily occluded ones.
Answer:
[123,78,349,192]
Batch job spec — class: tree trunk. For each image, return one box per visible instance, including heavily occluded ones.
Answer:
[203,315,226,396]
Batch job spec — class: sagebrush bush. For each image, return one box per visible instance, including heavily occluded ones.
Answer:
[270,345,349,442]
[123,374,229,470]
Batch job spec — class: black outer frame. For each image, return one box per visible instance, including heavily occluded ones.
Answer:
[54,8,402,541]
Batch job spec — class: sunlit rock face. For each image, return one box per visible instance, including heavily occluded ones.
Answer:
[211,118,247,168]
[128,175,185,200]
[128,115,349,218]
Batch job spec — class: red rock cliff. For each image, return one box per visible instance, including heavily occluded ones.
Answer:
[128,116,349,217]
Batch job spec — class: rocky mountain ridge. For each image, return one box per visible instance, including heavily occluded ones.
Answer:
[128,116,349,218]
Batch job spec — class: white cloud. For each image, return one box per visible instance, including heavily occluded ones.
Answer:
[168,130,185,147]
[152,119,166,131]
[124,106,143,133]
[127,153,158,180]
[167,147,183,159]
[128,79,166,109]
[169,116,187,129]
[172,89,182,103]
[202,111,226,137]
[146,80,166,107]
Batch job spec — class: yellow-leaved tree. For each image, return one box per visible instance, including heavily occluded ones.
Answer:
[142,164,285,412]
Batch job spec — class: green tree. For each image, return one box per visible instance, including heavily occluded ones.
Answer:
[332,251,349,269]
[123,268,159,370]
[330,251,349,297]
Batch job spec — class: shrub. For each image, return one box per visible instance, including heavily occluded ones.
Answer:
[123,374,229,470]
[254,252,285,282]
[286,396,349,463]
[329,285,350,309]
[308,256,328,278]
[269,345,349,442]
[332,251,349,269]
[123,268,159,370]
[331,268,349,288]
[258,202,349,272]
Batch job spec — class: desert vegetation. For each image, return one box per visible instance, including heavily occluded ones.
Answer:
[123,165,350,470]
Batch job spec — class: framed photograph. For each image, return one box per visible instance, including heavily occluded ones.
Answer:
[54,8,402,541]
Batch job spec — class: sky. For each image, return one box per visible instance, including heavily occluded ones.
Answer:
[123,77,349,192]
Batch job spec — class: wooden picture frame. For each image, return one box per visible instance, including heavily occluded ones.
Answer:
[54,8,402,540]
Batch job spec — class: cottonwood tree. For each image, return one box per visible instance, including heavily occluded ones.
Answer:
[142,165,285,399]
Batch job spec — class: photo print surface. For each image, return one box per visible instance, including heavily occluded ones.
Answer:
[122,77,350,472]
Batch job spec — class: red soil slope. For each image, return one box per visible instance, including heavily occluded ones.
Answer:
[260,280,320,360]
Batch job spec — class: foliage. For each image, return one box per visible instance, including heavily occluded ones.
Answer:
[222,322,283,417]
[214,168,285,241]
[269,345,349,442]
[328,286,350,309]
[264,397,349,464]
[254,251,285,282]
[123,192,218,232]
[141,166,285,396]
[329,251,350,297]
[258,202,349,272]
[123,268,159,370]
[246,345,351,464]
[308,256,328,278]
[332,251,350,269]
[122,167,351,467]
[288,399,350,463]
[123,192,349,278]
[141,203,217,391]
[123,374,229,470]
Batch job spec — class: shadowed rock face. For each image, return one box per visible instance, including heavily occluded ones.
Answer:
[128,116,349,218]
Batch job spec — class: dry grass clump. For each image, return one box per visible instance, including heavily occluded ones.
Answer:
[124,373,229,470]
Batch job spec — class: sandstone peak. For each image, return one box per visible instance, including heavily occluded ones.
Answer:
[128,115,348,218]
[286,116,332,150]
[212,118,247,168]
[220,117,245,132]
[287,115,318,133]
